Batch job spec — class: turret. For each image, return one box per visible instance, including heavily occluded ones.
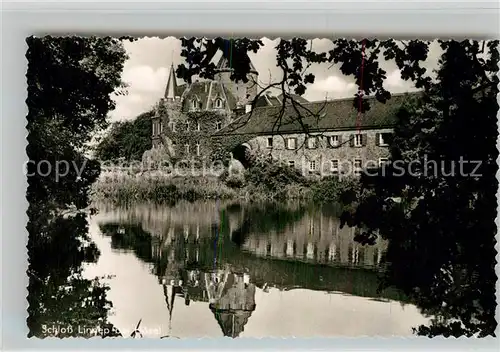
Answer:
[214,40,259,107]
[164,63,181,102]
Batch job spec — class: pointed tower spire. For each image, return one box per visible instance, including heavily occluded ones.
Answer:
[215,39,257,73]
[163,284,176,335]
[164,63,178,100]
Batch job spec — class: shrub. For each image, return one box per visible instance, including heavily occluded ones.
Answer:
[311,175,360,203]
[225,174,246,189]
[245,158,308,192]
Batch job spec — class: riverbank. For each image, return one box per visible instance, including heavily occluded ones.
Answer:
[91,168,359,206]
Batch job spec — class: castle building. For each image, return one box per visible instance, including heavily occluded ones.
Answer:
[143,47,261,165]
[143,45,420,177]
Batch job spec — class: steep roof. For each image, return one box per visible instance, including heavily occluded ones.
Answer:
[255,93,309,108]
[215,40,258,74]
[216,54,258,74]
[164,64,185,98]
[181,80,238,112]
[214,92,422,136]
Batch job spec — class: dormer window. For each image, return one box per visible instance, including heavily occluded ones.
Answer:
[215,98,223,108]
[266,137,273,148]
[286,138,297,150]
[307,136,318,149]
[378,133,391,146]
[328,135,339,147]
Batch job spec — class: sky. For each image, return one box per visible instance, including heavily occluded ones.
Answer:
[109,37,443,122]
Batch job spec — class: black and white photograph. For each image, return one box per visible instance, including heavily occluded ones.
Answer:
[25,36,498,338]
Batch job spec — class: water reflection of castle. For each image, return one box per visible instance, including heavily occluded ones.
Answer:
[98,201,386,269]
[161,267,256,338]
[96,201,398,337]
[242,212,385,267]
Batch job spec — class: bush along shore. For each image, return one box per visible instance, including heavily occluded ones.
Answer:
[91,159,359,206]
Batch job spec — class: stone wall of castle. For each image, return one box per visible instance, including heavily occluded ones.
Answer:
[245,128,393,177]
[150,98,233,162]
[215,71,258,107]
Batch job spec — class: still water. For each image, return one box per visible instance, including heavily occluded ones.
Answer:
[83,200,429,338]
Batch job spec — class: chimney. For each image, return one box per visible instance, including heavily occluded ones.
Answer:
[245,104,252,114]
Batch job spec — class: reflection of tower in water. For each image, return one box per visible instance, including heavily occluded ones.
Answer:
[160,266,257,338]
[206,270,256,338]
[158,231,256,339]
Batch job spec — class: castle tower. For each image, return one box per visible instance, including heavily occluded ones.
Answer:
[152,63,184,149]
[214,40,259,109]
[164,63,181,102]
[208,271,256,338]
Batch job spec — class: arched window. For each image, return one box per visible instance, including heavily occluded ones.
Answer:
[215,98,223,108]
[191,99,198,110]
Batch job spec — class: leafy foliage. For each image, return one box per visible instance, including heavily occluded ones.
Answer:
[179,38,499,337]
[345,40,499,337]
[177,38,431,112]
[26,36,130,337]
[94,110,153,161]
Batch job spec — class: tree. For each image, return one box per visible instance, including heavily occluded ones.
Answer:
[26,36,131,337]
[178,38,499,337]
[347,40,498,337]
[94,110,153,162]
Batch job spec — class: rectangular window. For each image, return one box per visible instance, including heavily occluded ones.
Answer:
[160,122,164,134]
[354,134,362,147]
[196,143,200,156]
[331,159,339,172]
[329,135,339,147]
[171,122,176,132]
[267,137,273,148]
[288,160,295,168]
[307,137,317,149]
[185,144,190,154]
[287,138,297,150]
[152,122,156,135]
[186,121,190,131]
[309,160,316,172]
[379,133,391,146]
[354,158,362,174]
[197,122,201,131]
[215,121,222,131]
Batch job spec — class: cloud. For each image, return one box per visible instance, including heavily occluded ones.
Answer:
[122,65,168,93]
[312,75,356,94]
[385,70,404,88]
[109,65,168,121]
[109,38,440,121]
[108,37,183,121]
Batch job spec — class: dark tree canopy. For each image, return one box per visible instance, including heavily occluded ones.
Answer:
[26,36,131,337]
[178,38,499,337]
[94,110,153,162]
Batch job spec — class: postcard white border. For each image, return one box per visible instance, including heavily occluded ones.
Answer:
[1,1,498,351]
